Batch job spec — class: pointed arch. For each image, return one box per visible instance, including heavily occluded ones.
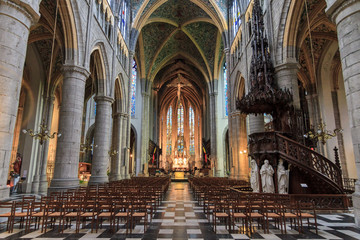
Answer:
[90,44,109,96]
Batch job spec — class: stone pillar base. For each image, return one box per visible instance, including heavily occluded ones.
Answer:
[88,176,109,185]
[48,178,79,194]
[0,186,10,200]
[31,180,39,194]
[38,179,48,195]
[353,182,360,227]
[109,174,122,182]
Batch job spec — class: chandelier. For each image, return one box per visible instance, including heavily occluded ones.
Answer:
[80,140,98,152]
[304,120,342,145]
[22,120,61,145]
[108,149,119,157]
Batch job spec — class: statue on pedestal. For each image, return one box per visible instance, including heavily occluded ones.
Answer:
[277,159,290,194]
[250,159,259,193]
[260,159,275,193]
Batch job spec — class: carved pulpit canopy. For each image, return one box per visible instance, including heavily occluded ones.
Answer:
[236,0,292,115]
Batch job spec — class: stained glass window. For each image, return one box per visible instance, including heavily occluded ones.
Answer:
[118,0,128,39]
[232,0,241,38]
[166,107,172,155]
[189,106,195,154]
[177,103,184,153]
[130,60,137,117]
[224,63,228,117]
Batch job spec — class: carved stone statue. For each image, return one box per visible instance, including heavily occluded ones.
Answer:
[250,159,259,193]
[277,159,290,194]
[260,159,275,193]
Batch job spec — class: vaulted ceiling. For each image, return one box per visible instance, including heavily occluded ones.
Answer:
[134,0,226,110]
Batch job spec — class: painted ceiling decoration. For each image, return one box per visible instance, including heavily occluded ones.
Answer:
[132,0,227,31]
[136,0,225,82]
[134,0,227,114]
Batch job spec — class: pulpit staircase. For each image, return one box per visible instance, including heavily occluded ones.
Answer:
[237,0,345,195]
[249,132,344,194]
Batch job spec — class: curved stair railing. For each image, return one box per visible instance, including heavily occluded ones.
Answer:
[249,132,344,194]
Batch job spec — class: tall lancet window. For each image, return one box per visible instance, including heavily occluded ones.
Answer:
[177,103,184,153]
[224,63,228,116]
[131,59,137,117]
[189,106,195,154]
[118,0,128,40]
[166,106,172,155]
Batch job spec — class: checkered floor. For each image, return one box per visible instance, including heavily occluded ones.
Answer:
[0,182,360,239]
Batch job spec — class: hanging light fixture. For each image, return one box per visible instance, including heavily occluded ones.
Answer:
[23,0,61,144]
[108,149,119,157]
[304,120,342,145]
[80,140,98,152]
[22,120,61,145]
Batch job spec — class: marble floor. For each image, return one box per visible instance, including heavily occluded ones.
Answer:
[0,182,360,239]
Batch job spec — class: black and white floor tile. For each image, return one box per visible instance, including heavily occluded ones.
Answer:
[0,182,359,239]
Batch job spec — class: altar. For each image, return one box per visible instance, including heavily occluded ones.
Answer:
[172,157,189,171]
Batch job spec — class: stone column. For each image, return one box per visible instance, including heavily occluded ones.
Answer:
[239,114,249,181]
[326,0,360,227]
[121,113,130,179]
[140,90,150,176]
[109,112,122,181]
[123,51,135,178]
[89,96,114,184]
[275,61,301,109]
[49,65,90,192]
[0,0,40,198]
[228,112,237,178]
[38,96,55,194]
[209,87,221,176]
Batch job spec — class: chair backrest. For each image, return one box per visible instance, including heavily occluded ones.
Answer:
[0,201,15,215]
[297,201,316,217]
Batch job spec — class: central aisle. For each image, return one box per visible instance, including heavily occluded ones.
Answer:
[142,182,230,240]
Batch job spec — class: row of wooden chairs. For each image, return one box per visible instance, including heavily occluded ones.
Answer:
[0,177,170,234]
[189,177,318,235]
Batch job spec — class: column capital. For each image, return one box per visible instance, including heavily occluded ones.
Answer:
[209,92,218,97]
[113,112,129,118]
[1,0,40,26]
[274,60,300,73]
[62,64,90,79]
[224,48,230,54]
[325,0,360,23]
[94,95,114,104]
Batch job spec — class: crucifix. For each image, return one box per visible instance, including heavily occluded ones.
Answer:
[168,73,192,101]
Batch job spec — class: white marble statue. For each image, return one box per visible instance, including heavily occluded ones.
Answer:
[250,159,260,193]
[277,159,290,194]
[260,159,275,193]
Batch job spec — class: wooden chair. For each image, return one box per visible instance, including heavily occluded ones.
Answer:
[297,201,318,234]
[263,200,283,234]
[79,199,97,233]
[43,201,65,233]
[129,198,148,234]
[63,199,82,233]
[230,197,247,234]
[212,200,230,233]
[12,200,31,232]
[246,195,264,235]
[113,197,131,234]
[96,199,115,232]
[0,201,15,232]
[280,201,300,233]
[26,201,46,232]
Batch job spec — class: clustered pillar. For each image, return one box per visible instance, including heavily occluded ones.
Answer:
[326,0,360,227]
[89,96,114,184]
[49,65,90,192]
[0,0,39,198]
